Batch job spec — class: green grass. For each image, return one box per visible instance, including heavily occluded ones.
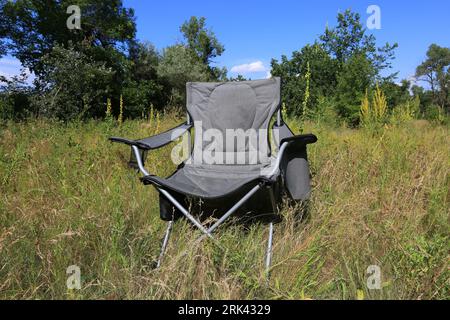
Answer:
[0,115,449,299]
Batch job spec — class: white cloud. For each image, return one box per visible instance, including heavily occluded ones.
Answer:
[230,60,266,74]
[0,58,23,78]
[0,57,34,83]
[0,58,22,67]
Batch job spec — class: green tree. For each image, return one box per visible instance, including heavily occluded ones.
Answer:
[228,74,248,82]
[181,16,224,65]
[157,45,210,107]
[180,16,226,80]
[380,79,411,110]
[272,9,397,122]
[411,84,434,115]
[271,43,338,117]
[121,42,169,116]
[0,69,32,120]
[32,44,114,120]
[335,53,374,124]
[1,0,136,77]
[415,44,450,112]
[320,9,398,81]
[318,9,397,124]
[1,0,136,120]
[0,0,8,57]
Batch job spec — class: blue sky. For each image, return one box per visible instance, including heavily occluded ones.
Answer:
[1,0,449,83]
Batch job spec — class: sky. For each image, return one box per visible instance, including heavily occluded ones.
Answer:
[1,0,449,83]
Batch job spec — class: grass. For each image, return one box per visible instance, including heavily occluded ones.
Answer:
[0,114,449,299]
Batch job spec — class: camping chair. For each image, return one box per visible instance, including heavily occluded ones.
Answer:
[109,77,317,276]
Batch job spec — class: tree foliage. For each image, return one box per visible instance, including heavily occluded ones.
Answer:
[272,9,399,124]
[0,70,31,119]
[32,43,114,120]
[335,53,374,123]
[320,9,398,80]
[416,44,450,111]
[180,16,224,65]
[0,0,228,119]
[180,16,227,80]
[1,0,136,77]
[157,45,210,106]
[0,3,447,123]
[271,43,338,117]
[121,42,169,117]
[0,0,8,58]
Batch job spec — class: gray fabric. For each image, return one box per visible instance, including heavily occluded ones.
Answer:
[187,78,280,165]
[281,145,311,200]
[145,78,281,199]
[110,123,192,150]
[158,181,281,221]
[273,123,311,201]
[136,123,192,149]
[144,78,311,201]
[272,122,294,146]
[145,160,276,199]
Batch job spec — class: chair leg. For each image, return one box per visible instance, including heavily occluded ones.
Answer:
[156,220,173,269]
[265,222,274,283]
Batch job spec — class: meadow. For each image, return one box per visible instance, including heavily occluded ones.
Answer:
[0,114,448,299]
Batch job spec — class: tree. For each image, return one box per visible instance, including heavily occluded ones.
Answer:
[415,44,450,111]
[1,0,137,120]
[122,42,169,116]
[1,0,136,77]
[380,79,411,110]
[32,44,114,120]
[0,69,32,119]
[157,45,211,107]
[271,43,338,116]
[271,9,398,122]
[228,75,248,82]
[317,9,398,124]
[335,53,374,124]
[180,16,226,80]
[411,84,434,115]
[0,0,8,57]
[320,9,398,81]
[128,42,160,82]
[181,16,224,65]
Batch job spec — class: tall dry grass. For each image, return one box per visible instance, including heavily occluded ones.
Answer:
[0,115,448,299]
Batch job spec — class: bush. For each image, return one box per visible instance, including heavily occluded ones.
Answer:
[389,96,420,125]
[336,54,375,125]
[423,104,447,124]
[157,45,211,108]
[309,96,339,127]
[31,44,114,121]
[0,72,32,120]
[359,84,388,129]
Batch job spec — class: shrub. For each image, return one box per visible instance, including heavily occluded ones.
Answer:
[390,96,420,125]
[31,44,114,121]
[359,84,388,128]
[424,104,447,124]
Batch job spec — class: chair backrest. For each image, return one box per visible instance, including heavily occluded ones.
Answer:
[186,77,281,165]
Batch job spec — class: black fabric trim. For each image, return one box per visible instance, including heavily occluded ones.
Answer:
[109,137,150,149]
[280,134,318,146]
[141,174,274,200]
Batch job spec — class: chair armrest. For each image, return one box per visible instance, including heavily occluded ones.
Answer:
[264,133,317,178]
[109,122,192,176]
[108,137,151,149]
[280,133,318,146]
[109,122,192,150]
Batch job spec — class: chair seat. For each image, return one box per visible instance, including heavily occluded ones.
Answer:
[142,160,276,199]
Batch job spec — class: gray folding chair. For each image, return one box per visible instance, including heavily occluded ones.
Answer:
[110,77,317,276]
